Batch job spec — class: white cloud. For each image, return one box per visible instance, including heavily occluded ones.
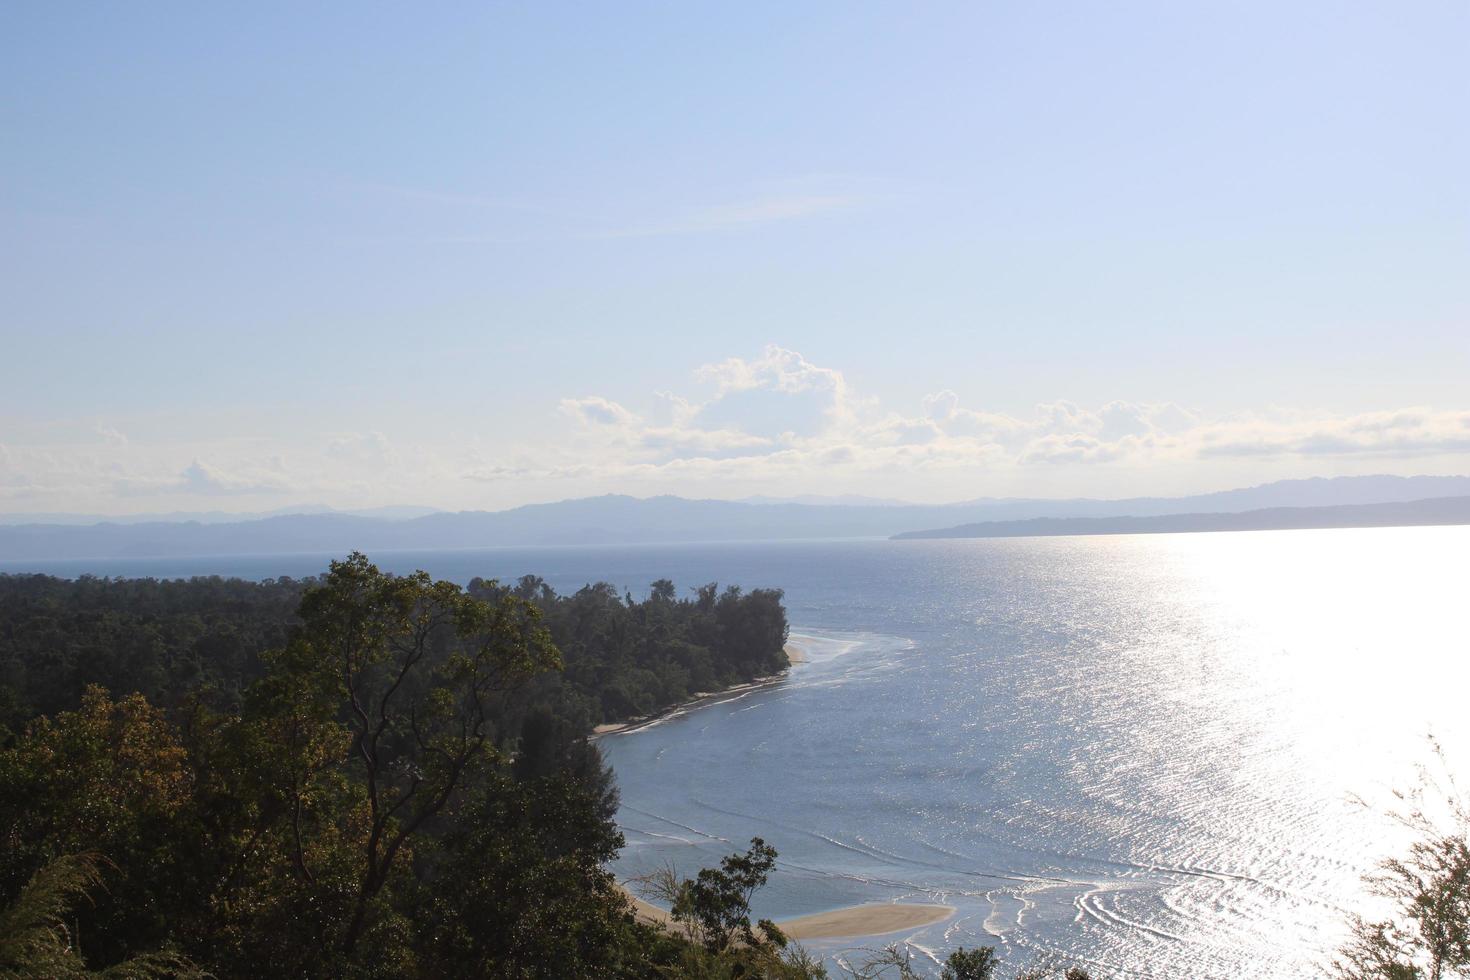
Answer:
[696,344,848,397]
[325,431,397,468]
[1196,407,1470,458]
[7,347,1470,514]
[922,390,960,423]
[116,459,291,498]
[94,424,129,447]
[559,396,640,427]
[526,348,1470,498]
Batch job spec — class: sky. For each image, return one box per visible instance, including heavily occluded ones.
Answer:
[2,2,1467,514]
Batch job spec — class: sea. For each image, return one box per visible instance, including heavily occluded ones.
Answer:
[5,526,1467,978]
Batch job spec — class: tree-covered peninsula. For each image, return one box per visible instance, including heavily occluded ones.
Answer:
[0,553,803,977]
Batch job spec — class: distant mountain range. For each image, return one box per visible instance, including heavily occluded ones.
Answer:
[892,495,1470,540]
[0,475,1467,562]
[738,494,915,507]
[0,504,441,526]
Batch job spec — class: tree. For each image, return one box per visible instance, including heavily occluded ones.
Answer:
[281,552,561,958]
[1334,832,1470,979]
[0,557,798,976]
[0,687,192,966]
[673,837,785,954]
[420,760,644,978]
[1335,745,1470,979]
[941,946,998,980]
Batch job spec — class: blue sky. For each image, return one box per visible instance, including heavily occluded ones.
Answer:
[2,2,1467,512]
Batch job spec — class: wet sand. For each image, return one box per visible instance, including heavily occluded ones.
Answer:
[623,888,953,940]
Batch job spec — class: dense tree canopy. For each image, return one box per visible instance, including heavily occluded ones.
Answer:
[0,554,797,977]
[0,564,790,742]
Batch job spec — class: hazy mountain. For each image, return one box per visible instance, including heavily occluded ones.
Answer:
[941,474,1470,518]
[0,504,441,527]
[739,494,915,507]
[338,505,443,521]
[0,475,1466,561]
[892,496,1470,540]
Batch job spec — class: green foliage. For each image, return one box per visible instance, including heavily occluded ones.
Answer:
[418,763,646,978]
[0,572,305,733]
[1334,831,1470,978]
[0,852,201,979]
[634,840,824,980]
[940,946,998,980]
[0,555,795,978]
[473,574,790,731]
[835,946,1096,980]
[0,565,791,741]
[668,837,783,954]
[0,687,193,965]
[1333,744,1470,980]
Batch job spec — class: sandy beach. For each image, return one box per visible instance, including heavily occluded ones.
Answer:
[623,887,953,940]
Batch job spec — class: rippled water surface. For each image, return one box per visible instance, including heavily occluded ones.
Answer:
[592,529,1469,977]
[9,528,1468,976]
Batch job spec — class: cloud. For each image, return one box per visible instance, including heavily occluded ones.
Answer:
[637,426,773,459]
[693,345,859,439]
[11,346,1470,514]
[1197,408,1470,458]
[116,459,290,498]
[94,424,129,447]
[326,430,394,461]
[696,344,847,397]
[534,347,1470,496]
[1019,434,1127,465]
[922,390,961,423]
[559,396,639,427]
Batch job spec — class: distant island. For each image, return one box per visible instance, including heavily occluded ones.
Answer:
[891,495,1470,540]
[2,474,1469,561]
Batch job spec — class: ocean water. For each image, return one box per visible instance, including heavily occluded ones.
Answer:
[6,527,1468,977]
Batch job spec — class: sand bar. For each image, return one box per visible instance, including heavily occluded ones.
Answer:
[778,902,954,939]
[623,887,953,940]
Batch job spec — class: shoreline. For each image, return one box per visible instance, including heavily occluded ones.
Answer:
[621,886,954,940]
[592,638,807,736]
[606,634,954,944]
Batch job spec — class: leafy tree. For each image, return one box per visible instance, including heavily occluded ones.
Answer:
[419,758,644,978]
[1334,831,1470,979]
[0,687,192,966]
[0,558,797,978]
[1335,745,1470,980]
[670,837,785,954]
[279,552,561,956]
[940,946,999,980]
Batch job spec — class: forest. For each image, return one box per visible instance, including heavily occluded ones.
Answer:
[0,553,840,978]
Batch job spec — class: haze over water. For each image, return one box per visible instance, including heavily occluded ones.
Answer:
[7,526,1466,976]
